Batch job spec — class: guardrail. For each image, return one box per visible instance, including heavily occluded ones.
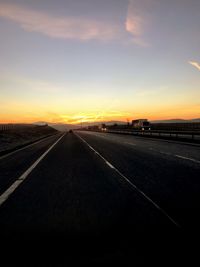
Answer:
[109,130,200,142]
[0,124,44,132]
[0,124,15,131]
[82,129,200,142]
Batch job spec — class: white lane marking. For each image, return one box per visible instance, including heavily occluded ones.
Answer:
[0,133,66,207]
[0,133,60,160]
[106,161,115,169]
[149,148,200,164]
[175,155,200,164]
[76,133,180,228]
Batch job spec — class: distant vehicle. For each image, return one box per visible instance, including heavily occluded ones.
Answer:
[69,129,73,133]
[100,124,107,132]
[132,119,151,131]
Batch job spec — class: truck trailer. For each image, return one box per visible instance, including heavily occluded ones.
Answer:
[132,119,151,131]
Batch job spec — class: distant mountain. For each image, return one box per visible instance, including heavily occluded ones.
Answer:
[33,121,48,126]
[102,120,126,125]
[48,123,78,131]
[34,122,76,131]
[77,121,126,127]
[33,118,200,131]
[48,122,126,131]
[49,121,127,130]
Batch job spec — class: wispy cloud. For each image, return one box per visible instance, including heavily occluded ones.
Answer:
[0,2,152,46]
[125,0,151,46]
[0,3,118,41]
[189,61,200,71]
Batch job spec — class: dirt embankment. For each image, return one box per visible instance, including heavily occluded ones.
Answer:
[0,125,58,155]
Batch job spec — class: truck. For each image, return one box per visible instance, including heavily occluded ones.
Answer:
[132,119,151,131]
[99,123,107,131]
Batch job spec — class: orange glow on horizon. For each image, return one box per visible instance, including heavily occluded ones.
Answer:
[0,107,199,125]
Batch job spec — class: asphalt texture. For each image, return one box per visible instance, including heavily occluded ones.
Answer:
[0,131,199,266]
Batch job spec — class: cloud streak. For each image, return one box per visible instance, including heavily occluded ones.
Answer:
[0,3,118,41]
[0,2,150,46]
[125,0,149,46]
[189,61,200,71]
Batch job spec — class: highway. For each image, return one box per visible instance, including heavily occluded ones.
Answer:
[0,131,199,265]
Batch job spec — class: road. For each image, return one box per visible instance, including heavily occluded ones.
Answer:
[0,131,199,265]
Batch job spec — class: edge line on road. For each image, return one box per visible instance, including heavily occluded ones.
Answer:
[75,132,180,228]
[0,133,66,207]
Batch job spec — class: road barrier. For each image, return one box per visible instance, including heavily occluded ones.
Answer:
[0,124,45,132]
[0,124,15,131]
[80,129,200,142]
[108,129,200,142]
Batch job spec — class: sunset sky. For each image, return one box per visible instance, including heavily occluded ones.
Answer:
[0,0,200,124]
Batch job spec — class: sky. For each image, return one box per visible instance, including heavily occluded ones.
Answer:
[0,0,200,124]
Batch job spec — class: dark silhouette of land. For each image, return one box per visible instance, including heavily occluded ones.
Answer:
[0,124,57,156]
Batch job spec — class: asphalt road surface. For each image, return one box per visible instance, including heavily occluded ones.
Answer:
[0,131,199,265]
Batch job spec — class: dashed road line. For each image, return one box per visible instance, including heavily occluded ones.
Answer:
[76,133,180,228]
[0,133,66,207]
[148,148,200,163]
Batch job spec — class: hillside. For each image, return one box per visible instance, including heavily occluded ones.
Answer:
[0,124,58,155]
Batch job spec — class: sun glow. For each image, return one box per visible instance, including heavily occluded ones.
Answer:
[0,110,131,124]
[55,110,131,124]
